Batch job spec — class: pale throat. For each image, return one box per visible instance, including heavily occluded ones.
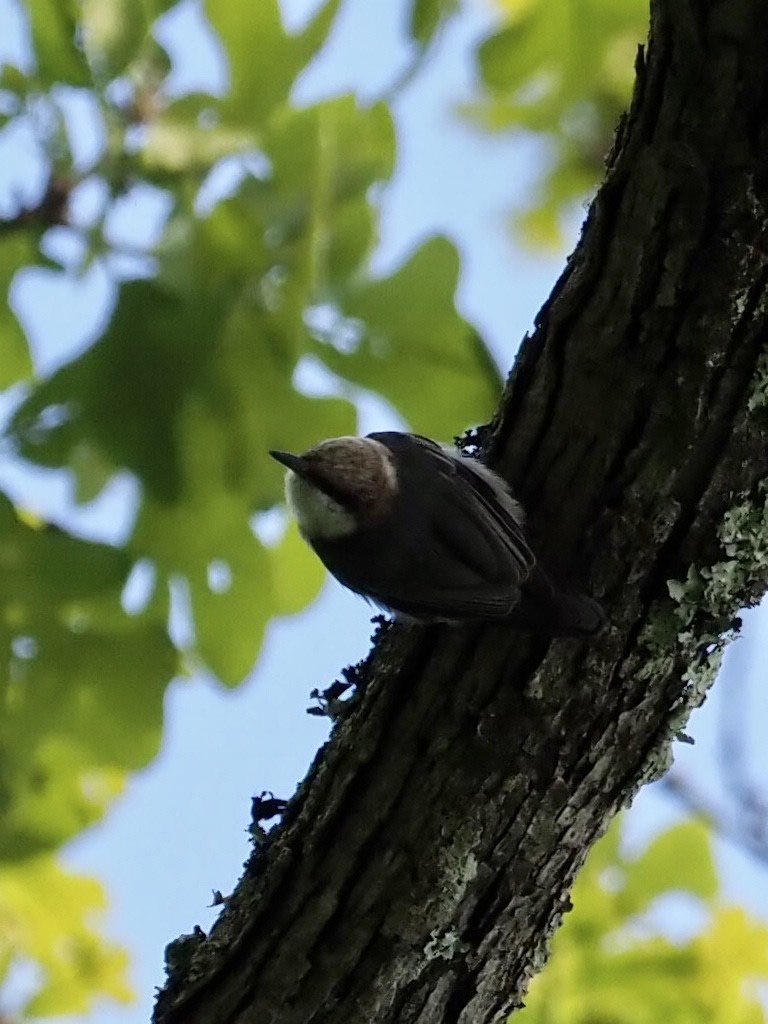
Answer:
[284,471,357,540]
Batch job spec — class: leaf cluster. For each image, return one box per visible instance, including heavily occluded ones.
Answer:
[0,0,496,1014]
[518,819,768,1024]
[466,0,648,247]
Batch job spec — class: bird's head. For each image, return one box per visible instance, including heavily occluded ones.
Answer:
[269,436,398,540]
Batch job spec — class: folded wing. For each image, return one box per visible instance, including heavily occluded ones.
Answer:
[358,433,535,619]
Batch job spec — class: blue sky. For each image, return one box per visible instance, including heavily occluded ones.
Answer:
[1,1,767,1021]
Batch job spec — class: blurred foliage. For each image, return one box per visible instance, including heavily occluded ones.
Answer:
[0,495,172,862]
[409,0,459,47]
[516,818,768,1024]
[0,0,500,1013]
[467,0,649,248]
[2,0,501,697]
[0,856,132,1017]
[7,0,753,1020]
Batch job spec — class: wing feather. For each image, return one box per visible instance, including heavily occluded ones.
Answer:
[358,432,534,619]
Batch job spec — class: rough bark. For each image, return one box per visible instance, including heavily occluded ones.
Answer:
[154,1,768,1021]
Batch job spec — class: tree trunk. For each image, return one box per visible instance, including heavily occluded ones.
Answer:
[154,1,768,1021]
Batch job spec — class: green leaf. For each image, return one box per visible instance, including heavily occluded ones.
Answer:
[132,463,273,687]
[0,235,34,386]
[409,0,459,46]
[9,97,394,501]
[69,440,118,503]
[0,856,132,1016]
[469,0,647,248]
[517,817,768,1024]
[6,177,363,681]
[80,0,178,76]
[295,0,345,70]
[695,907,768,995]
[0,63,31,97]
[261,97,395,291]
[623,820,718,910]
[206,0,342,127]
[130,389,354,684]
[269,520,326,617]
[5,92,394,686]
[0,495,176,859]
[142,95,253,175]
[26,0,92,86]
[478,0,645,101]
[312,236,502,437]
[80,0,150,76]
[6,101,388,496]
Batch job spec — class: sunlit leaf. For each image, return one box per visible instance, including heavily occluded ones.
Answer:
[470,0,647,247]
[623,820,717,910]
[516,817,768,1024]
[261,97,395,291]
[142,95,253,175]
[26,0,91,86]
[81,0,149,76]
[695,908,768,1015]
[311,236,501,436]
[206,0,342,127]
[0,495,176,858]
[269,520,326,617]
[409,0,459,46]
[0,235,34,386]
[0,856,132,1016]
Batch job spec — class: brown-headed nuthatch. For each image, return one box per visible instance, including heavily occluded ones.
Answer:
[269,432,604,635]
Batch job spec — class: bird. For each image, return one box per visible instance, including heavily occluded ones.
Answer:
[269,431,604,635]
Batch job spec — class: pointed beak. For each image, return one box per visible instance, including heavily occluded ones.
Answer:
[269,449,306,475]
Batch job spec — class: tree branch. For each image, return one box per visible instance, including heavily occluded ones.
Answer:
[154,1,768,1021]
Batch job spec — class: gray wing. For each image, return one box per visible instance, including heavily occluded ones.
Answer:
[363,433,535,619]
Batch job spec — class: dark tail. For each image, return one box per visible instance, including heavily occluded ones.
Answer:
[512,564,605,637]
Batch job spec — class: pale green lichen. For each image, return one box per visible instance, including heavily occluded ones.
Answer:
[424,927,469,962]
[673,482,768,704]
[747,350,768,410]
[717,482,768,570]
[643,231,768,767]
[633,472,768,789]
[438,848,479,904]
[630,739,675,795]
[405,837,479,948]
